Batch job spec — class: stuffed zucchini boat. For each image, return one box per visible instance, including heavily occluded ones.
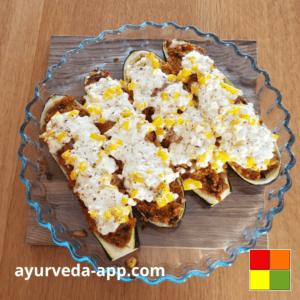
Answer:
[82,70,186,227]
[40,95,139,261]
[123,50,231,205]
[162,39,281,186]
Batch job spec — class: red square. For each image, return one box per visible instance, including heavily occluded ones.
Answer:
[250,250,270,270]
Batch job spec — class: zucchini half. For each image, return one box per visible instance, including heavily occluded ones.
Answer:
[223,78,281,185]
[40,95,139,261]
[138,178,186,228]
[83,66,186,228]
[124,50,231,205]
[162,39,281,186]
[192,176,232,207]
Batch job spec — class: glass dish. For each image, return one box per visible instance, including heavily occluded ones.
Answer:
[18,22,295,284]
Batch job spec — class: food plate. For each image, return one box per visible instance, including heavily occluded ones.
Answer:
[18,22,295,284]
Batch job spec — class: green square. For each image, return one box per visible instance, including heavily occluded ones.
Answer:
[270,270,290,290]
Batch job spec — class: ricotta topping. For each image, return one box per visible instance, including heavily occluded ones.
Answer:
[170,39,278,171]
[41,110,136,235]
[83,76,137,123]
[126,52,226,173]
[104,116,180,207]
[125,54,191,120]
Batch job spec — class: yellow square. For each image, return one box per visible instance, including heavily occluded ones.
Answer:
[250,270,270,290]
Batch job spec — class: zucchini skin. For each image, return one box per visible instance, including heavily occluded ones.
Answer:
[40,95,139,261]
[162,40,281,186]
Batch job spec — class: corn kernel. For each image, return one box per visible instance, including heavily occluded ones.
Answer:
[89,210,98,219]
[165,193,173,202]
[90,132,105,142]
[181,68,192,77]
[114,138,124,146]
[79,162,88,174]
[135,102,147,108]
[70,170,78,180]
[115,85,123,96]
[152,59,160,69]
[130,188,138,198]
[191,64,198,71]
[239,113,250,120]
[118,215,129,223]
[172,91,181,100]
[103,210,112,221]
[161,92,169,101]
[130,172,144,183]
[120,110,133,118]
[119,80,125,87]
[191,85,198,94]
[122,197,129,205]
[246,158,255,168]
[210,162,220,169]
[157,148,168,161]
[128,82,138,90]
[188,56,196,64]
[168,74,176,81]
[68,110,79,117]
[102,91,113,100]
[109,143,117,151]
[122,120,130,131]
[182,178,202,190]
[203,132,214,139]
[198,153,206,163]
[56,132,67,143]
[145,52,155,60]
[220,82,239,94]
[155,127,165,136]
[230,120,241,126]
[98,117,106,124]
[165,119,175,127]
[152,116,164,127]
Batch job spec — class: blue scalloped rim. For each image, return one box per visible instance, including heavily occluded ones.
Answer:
[18,22,295,284]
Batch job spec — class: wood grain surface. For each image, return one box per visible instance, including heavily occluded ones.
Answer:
[0,0,299,299]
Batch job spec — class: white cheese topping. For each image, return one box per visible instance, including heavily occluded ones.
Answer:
[104,116,180,206]
[126,52,226,173]
[125,55,191,120]
[82,71,180,207]
[41,110,136,235]
[84,76,137,123]
[170,39,278,171]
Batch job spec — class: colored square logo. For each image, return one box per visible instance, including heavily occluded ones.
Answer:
[250,250,270,270]
[270,270,290,290]
[270,250,290,270]
[250,270,270,290]
[249,249,291,291]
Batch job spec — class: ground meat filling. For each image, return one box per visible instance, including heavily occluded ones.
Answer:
[135,179,185,226]
[231,152,280,181]
[164,39,205,75]
[95,120,116,134]
[85,70,107,86]
[142,106,155,123]
[83,71,117,134]
[180,164,229,201]
[43,96,135,247]
[234,95,248,105]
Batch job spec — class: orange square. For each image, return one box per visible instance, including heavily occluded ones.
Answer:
[270,250,290,270]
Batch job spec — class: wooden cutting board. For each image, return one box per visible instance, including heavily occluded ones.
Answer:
[26,36,268,255]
